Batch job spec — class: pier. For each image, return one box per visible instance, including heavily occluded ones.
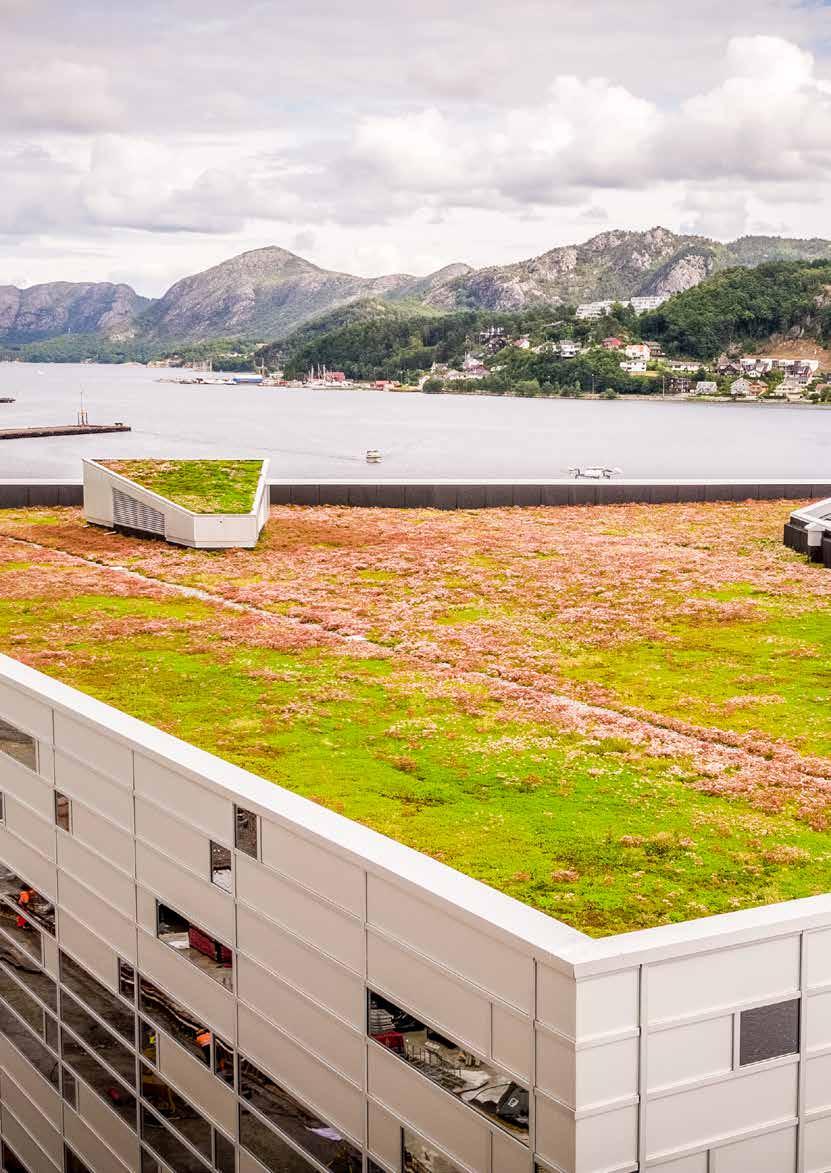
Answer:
[0,423,130,441]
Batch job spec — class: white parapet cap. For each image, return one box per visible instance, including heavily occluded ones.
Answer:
[4,649,831,981]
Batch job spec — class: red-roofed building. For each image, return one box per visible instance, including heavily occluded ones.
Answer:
[602,337,623,350]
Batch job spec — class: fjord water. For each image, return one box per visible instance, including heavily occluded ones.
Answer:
[0,362,829,481]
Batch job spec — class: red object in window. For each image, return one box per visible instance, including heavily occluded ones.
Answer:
[188,925,232,966]
[371,1030,405,1054]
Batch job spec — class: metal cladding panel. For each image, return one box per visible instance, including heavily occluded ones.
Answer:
[367,874,533,1012]
[0,1030,61,1126]
[58,909,122,994]
[806,1051,831,1113]
[240,1149,271,1173]
[55,750,135,829]
[76,1078,138,1167]
[58,831,136,917]
[805,1114,831,1173]
[648,1154,707,1173]
[134,796,212,880]
[807,989,831,1049]
[236,952,364,1086]
[54,711,133,786]
[575,1035,638,1110]
[367,930,491,1057]
[135,839,234,946]
[112,486,166,536]
[647,1015,733,1092]
[535,1092,576,1173]
[0,754,53,819]
[806,927,831,988]
[58,870,137,962]
[237,1001,365,1144]
[0,678,53,741]
[713,1126,796,1172]
[259,818,365,917]
[647,936,801,1024]
[645,1062,799,1160]
[0,821,56,899]
[492,1128,530,1173]
[133,752,232,841]
[536,1028,576,1107]
[537,964,577,1038]
[236,903,364,1027]
[0,1070,62,1165]
[574,1103,637,1173]
[367,1042,491,1173]
[492,1001,532,1082]
[63,1105,133,1173]
[4,792,55,860]
[158,1029,236,1135]
[0,1106,61,1172]
[368,1099,403,1170]
[236,853,364,974]
[70,802,135,874]
[576,969,638,1041]
[137,930,235,1040]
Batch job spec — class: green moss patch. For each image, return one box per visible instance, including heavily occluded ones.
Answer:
[99,460,263,514]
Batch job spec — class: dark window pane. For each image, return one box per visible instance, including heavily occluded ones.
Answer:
[141,1150,161,1173]
[368,990,529,1138]
[157,903,233,990]
[64,1146,93,1173]
[60,952,135,1041]
[368,1163,388,1173]
[214,1036,234,1086]
[239,1104,316,1173]
[0,933,56,1008]
[403,1128,465,1173]
[44,1010,58,1052]
[140,1019,157,1065]
[0,907,41,962]
[0,793,4,821]
[0,963,50,1039]
[210,843,232,892]
[0,865,54,935]
[234,806,258,858]
[215,1130,235,1173]
[62,1066,78,1109]
[239,1056,361,1171]
[61,1028,136,1127]
[140,1065,212,1159]
[141,1105,209,1173]
[55,792,71,833]
[61,990,136,1084]
[1,1142,31,1173]
[740,999,800,1066]
[0,999,59,1087]
[138,974,211,1067]
[119,959,136,1003]
[0,718,36,772]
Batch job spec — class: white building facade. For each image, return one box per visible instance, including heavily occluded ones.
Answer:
[0,654,828,1173]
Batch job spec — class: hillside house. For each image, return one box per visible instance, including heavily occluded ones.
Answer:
[559,339,582,358]
[624,343,650,361]
[602,337,623,350]
[731,377,762,399]
[695,380,718,395]
[513,336,531,350]
[620,359,647,373]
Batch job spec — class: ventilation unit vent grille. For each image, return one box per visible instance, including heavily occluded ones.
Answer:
[112,488,165,537]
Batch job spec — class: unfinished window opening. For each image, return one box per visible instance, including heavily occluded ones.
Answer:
[64,1146,94,1173]
[0,863,55,935]
[140,1064,212,1160]
[0,999,59,1088]
[214,1130,235,1173]
[238,1103,318,1173]
[62,1066,78,1109]
[0,934,55,1009]
[141,1104,209,1173]
[210,841,232,892]
[0,718,36,773]
[1,1142,31,1173]
[60,952,135,1041]
[234,805,258,858]
[118,958,136,1003]
[61,1027,137,1127]
[739,998,800,1066]
[138,972,234,1082]
[368,990,529,1139]
[156,903,233,990]
[54,792,71,832]
[60,989,137,1084]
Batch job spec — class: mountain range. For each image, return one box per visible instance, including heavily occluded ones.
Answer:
[3,228,831,347]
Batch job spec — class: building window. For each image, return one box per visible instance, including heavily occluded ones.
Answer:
[214,1035,234,1085]
[141,1105,209,1173]
[61,1027,136,1127]
[156,903,233,990]
[60,952,135,1042]
[238,1055,362,1171]
[0,864,55,935]
[140,1064,212,1160]
[0,999,59,1088]
[140,1019,157,1065]
[0,962,55,1046]
[118,959,136,1003]
[1,1143,31,1173]
[138,972,230,1074]
[403,1128,465,1173]
[60,989,137,1084]
[62,1066,78,1109]
[739,999,800,1066]
[214,1131,235,1173]
[239,1103,317,1173]
[54,792,71,833]
[0,934,56,1009]
[0,718,36,773]
[141,1151,161,1173]
[64,1146,94,1173]
[0,903,41,963]
[234,805,258,858]
[210,842,232,892]
[0,792,4,821]
[368,991,529,1139]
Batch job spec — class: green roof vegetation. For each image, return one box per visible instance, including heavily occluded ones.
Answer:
[100,459,263,514]
[1,499,830,937]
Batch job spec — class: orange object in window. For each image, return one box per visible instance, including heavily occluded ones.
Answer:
[195,1029,212,1049]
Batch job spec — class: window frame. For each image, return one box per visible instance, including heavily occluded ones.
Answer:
[0,717,37,775]
[736,996,801,1069]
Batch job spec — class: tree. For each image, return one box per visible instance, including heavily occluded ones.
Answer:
[422,377,444,394]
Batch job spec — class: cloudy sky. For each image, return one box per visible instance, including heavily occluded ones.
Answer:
[2,0,831,295]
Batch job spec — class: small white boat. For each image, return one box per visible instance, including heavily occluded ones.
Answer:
[568,466,622,480]
[366,449,382,464]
